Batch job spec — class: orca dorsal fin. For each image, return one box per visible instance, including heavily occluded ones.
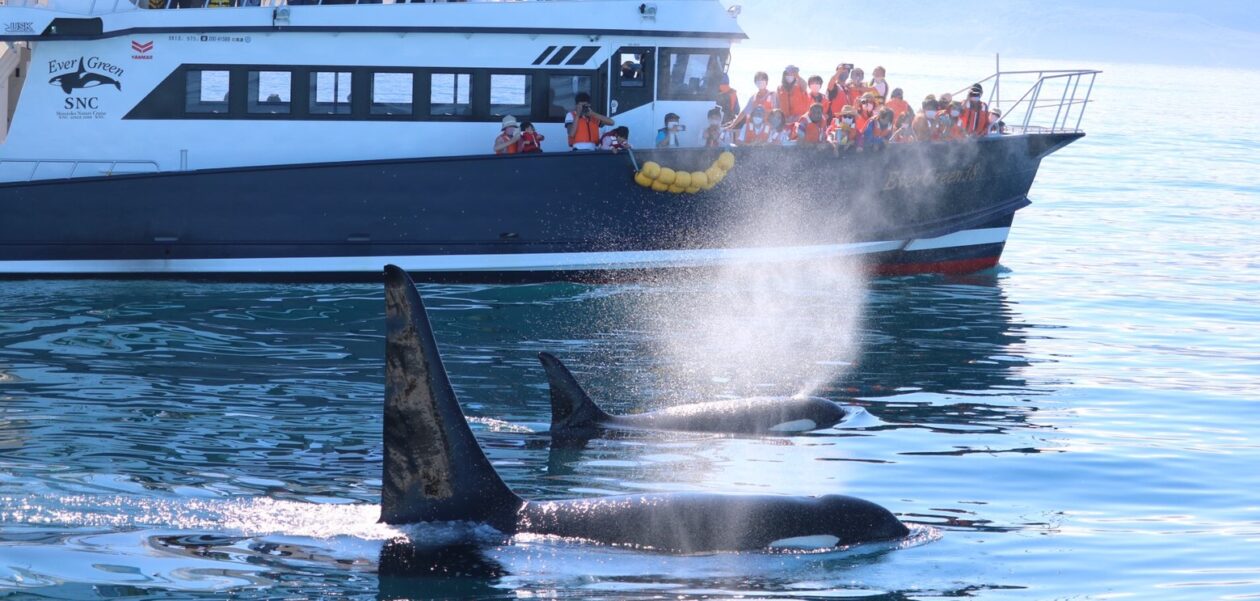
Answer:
[381,265,522,527]
[537,352,612,432]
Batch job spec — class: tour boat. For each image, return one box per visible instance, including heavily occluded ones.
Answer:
[0,0,1097,281]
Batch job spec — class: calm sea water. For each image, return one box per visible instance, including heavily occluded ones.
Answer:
[2,49,1259,600]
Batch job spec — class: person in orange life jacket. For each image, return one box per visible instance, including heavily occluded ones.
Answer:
[826,62,853,108]
[727,71,775,130]
[863,107,895,150]
[766,109,795,146]
[885,87,912,124]
[912,96,940,142]
[939,104,967,141]
[656,113,685,148]
[870,66,890,101]
[702,107,726,148]
[855,92,878,135]
[493,115,523,155]
[600,125,632,153]
[777,65,812,121]
[890,111,916,143]
[829,105,859,151]
[794,103,830,147]
[715,73,741,124]
[846,67,870,110]
[565,92,613,151]
[960,83,990,137]
[806,75,830,118]
[518,121,544,153]
[738,105,771,145]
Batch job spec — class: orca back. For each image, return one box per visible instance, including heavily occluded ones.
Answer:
[381,265,522,527]
[537,352,612,432]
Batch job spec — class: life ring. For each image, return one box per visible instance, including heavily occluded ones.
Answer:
[634,151,735,194]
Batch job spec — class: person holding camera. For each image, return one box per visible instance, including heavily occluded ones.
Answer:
[655,113,686,148]
[565,92,614,151]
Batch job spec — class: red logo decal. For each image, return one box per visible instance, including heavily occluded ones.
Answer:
[130,40,154,60]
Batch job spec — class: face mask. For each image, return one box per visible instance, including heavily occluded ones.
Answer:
[756,81,768,90]
[771,118,783,128]
[667,121,679,129]
[753,116,765,125]
[785,76,796,84]
[843,116,855,125]
[951,110,961,117]
[504,127,516,136]
[924,110,937,119]
[809,85,821,94]
[709,118,721,126]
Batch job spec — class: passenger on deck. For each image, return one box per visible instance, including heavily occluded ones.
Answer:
[807,75,830,118]
[796,103,830,146]
[912,96,940,141]
[777,65,812,121]
[846,68,869,108]
[565,92,614,151]
[960,83,990,137]
[727,71,775,130]
[738,105,771,145]
[716,74,741,124]
[938,107,966,141]
[519,121,544,153]
[830,105,859,151]
[885,88,912,124]
[656,113,685,148]
[988,108,1006,135]
[600,126,632,152]
[891,112,916,143]
[855,92,878,134]
[703,107,726,148]
[864,107,895,149]
[938,92,954,113]
[493,116,523,155]
[870,66,890,101]
[766,109,795,146]
[827,63,853,111]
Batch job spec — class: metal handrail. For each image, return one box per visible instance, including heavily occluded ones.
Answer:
[0,158,160,181]
[1,0,533,13]
[951,67,1100,135]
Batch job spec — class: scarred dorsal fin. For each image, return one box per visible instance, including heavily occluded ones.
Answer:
[537,352,612,432]
[381,265,522,527]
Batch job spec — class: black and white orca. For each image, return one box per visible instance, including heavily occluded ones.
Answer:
[48,58,122,94]
[538,352,849,435]
[380,264,908,553]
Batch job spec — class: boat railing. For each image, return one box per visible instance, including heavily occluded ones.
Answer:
[0,0,530,15]
[956,68,1100,135]
[0,158,161,181]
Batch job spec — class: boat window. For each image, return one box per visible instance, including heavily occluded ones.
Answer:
[657,49,728,101]
[185,70,230,114]
[310,71,352,115]
[247,71,291,115]
[371,72,414,116]
[546,74,592,120]
[430,73,471,116]
[490,74,531,118]
[618,51,647,88]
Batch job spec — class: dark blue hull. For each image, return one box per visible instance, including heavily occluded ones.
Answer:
[0,133,1079,281]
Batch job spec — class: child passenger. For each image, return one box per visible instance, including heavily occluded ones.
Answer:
[703,107,725,147]
[656,113,684,148]
[600,126,631,152]
[519,121,544,153]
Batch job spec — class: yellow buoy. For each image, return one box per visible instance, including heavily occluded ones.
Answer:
[668,184,686,194]
[717,151,736,171]
[685,186,701,194]
[652,180,670,192]
[657,167,677,186]
[674,171,692,188]
[635,172,654,188]
[705,166,722,184]
[690,171,708,189]
[641,161,661,180]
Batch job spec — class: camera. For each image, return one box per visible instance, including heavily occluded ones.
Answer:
[579,103,591,116]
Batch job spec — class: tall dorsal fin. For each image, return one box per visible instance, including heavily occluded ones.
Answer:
[381,265,521,527]
[537,352,612,432]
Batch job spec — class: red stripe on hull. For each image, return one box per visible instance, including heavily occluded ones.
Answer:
[872,256,1001,277]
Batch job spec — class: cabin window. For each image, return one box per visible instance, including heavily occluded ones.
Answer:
[430,72,471,116]
[310,71,352,115]
[371,72,414,115]
[657,49,728,101]
[618,51,647,88]
[247,71,291,115]
[546,74,592,120]
[185,69,230,114]
[489,74,531,118]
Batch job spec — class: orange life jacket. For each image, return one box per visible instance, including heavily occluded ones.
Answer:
[961,99,990,136]
[519,131,544,153]
[885,98,911,123]
[796,116,829,144]
[740,121,770,145]
[567,112,601,147]
[777,83,812,120]
[494,132,520,155]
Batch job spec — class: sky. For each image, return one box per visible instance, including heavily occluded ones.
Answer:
[724,0,1260,70]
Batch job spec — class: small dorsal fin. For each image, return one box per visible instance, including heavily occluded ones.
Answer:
[380,265,521,527]
[537,352,612,432]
